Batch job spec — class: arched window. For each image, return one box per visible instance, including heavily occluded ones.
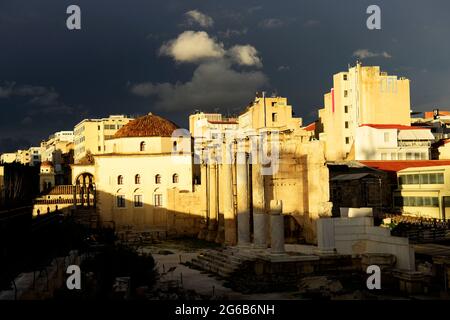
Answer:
[172,173,179,183]
[117,175,123,185]
[135,174,141,184]
[140,141,146,151]
[155,174,161,184]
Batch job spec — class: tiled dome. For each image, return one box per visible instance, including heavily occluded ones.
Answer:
[113,113,179,138]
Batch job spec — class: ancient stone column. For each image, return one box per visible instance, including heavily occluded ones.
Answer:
[206,159,218,242]
[198,162,208,240]
[223,152,236,245]
[270,200,285,254]
[236,151,250,246]
[72,184,77,209]
[252,161,268,249]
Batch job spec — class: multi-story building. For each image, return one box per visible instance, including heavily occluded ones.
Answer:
[238,94,302,131]
[355,124,434,160]
[0,153,18,164]
[73,115,133,163]
[28,146,43,166]
[317,62,411,161]
[41,131,74,172]
[394,164,450,219]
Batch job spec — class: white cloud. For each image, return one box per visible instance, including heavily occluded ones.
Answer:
[228,45,262,67]
[304,19,320,28]
[185,10,214,28]
[353,49,392,59]
[130,61,268,111]
[159,31,225,63]
[277,65,290,71]
[0,81,73,114]
[259,18,284,29]
[218,28,248,38]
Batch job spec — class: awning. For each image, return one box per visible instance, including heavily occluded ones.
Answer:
[398,129,434,140]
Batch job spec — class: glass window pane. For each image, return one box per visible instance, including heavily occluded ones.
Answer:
[416,197,423,206]
[437,173,444,184]
[430,173,437,184]
[404,197,410,206]
[432,197,439,207]
[423,197,431,206]
[421,174,429,184]
[413,175,420,184]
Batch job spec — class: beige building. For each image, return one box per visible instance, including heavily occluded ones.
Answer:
[70,95,331,245]
[238,94,302,131]
[318,62,411,161]
[0,153,18,164]
[73,115,133,163]
[394,165,450,220]
[72,113,197,233]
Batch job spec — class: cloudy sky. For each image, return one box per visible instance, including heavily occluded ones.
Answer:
[1,0,449,152]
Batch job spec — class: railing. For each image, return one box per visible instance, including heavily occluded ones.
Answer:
[383,213,450,243]
[397,141,432,147]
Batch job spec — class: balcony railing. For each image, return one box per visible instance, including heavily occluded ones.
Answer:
[398,141,431,147]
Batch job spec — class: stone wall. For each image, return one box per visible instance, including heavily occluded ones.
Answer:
[317,216,415,270]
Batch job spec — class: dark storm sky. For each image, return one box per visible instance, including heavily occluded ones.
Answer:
[1,0,450,152]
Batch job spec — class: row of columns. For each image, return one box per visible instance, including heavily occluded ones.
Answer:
[199,142,285,253]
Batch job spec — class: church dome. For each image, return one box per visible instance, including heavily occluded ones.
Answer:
[113,113,180,138]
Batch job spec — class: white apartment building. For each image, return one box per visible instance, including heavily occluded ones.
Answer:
[355,124,435,160]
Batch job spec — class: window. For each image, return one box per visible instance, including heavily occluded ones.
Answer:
[391,153,397,160]
[345,137,350,144]
[173,173,179,183]
[98,146,101,152]
[135,174,141,184]
[384,132,390,143]
[406,153,413,160]
[154,194,163,207]
[272,113,278,122]
[344,90,348,97]
[399,196,439,207]
[173,141,177,152]
[117,175,123,185]
[344,121,349,129]
[381,153,387,160]
[134,195,143,207]
[343,74,348,81]
[117,195,125,208]
[344,106,348,113]
[140,141,146,152]
[155,174,161,184]
[414,153,421,160]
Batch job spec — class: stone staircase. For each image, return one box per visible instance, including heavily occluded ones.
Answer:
[72,207,99,228]
[190,247,259,278]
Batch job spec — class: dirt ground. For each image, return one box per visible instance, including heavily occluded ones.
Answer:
[139,239,296,300]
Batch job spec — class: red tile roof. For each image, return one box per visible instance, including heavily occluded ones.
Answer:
[360,160,450,173]
[114,114,179,138]
[360,124,430,130]
[304,122,316,131]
